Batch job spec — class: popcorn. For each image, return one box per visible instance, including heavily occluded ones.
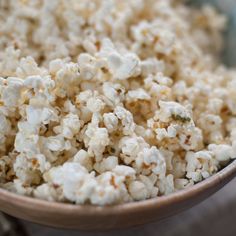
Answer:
[45,162,131,205]
[157,101,192,124]
[45,162,97,204]
[157,174,175,195]
[208,144,234,162]
[102,82,125,107]
[13,153,46,185]
[174,178,194,190]
[136,146,166,178]
[55,62,80,97]
[86,97,105,113]
[16,56,44,78]
[119,135,149,164]
[112,165,136,180]
[0,156,12,183]
[1,77,24,107]
[0,47,21,77]
[139,175,159,198]
[128,181,148,201]
[84,115,110,161]
[103,113,119,133]
[33,183,64,202]
[90,171,130,205]
[54,113,80,139]
[46,135,71,152]
[0,114,11,136]
[186,151,218,182]
[98,39,141,80]
[4,179,33,196]
[126,88,151,102]
[0,0,234,206]
[140,58,165,76]
[73,149,93,171]
[94,155,119,173]
[114,106,135,135]
[26,105,58,126]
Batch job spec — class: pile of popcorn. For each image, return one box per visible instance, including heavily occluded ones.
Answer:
[0,0,235,205]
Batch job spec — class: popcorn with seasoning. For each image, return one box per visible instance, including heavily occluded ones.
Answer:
[0,0,235,206]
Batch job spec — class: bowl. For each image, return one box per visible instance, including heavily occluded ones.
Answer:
[1,0,236,231]
[0,160,235,230]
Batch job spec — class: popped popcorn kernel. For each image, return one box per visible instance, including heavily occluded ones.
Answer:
[0,0,234,206]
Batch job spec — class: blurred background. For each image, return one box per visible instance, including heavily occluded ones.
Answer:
[1,0,236,235]
[190,0,236,66]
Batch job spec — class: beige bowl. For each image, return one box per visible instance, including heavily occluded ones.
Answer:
[0,160,235,230]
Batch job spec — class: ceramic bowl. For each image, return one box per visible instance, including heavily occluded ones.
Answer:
[0,0,236,231]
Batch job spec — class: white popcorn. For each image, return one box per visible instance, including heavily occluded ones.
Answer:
[16,56,44,77]
[46,135,71,152]
[114,106,135,135]
[175,179,194,190]
[179,127,203,151]
[55,62,80,97]
[33,183,64,202]
[112,165,136,180]
[155,124,178,141]
[78,54,98,81]
[45,162,131,205]
[103,113,119,133]
[0,0,234,206]
[13,153,50,185]
[208,144,234,162]
[139,175,159,198]
[102,82,125,107]
[46,162,97,204]
[158,101,192,123]
[4,179,33,196]
[119,135,149,164]
[198,114,222,132]
[54,113,80,139]
[94,155,119,173]
[102,156,118,170]
[0,47,21,77]
[86,97,105,113]
[136,147,166,178]
[49,59,64,75]
[157,174,175,195]
[0,114,11,136]
[1,77,24,107]
[14,132,39,155]
[186,151,218,182]
[26,105,58,126]
[98,38,140,80]
[126,88,151,102]
[140,58,165,76]
[84,116,110,161]
[90,171,129,205]
[128,181,148,201]
[73,149,93,171]
[24,76,44,90]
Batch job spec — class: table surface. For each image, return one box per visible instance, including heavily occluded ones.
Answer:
[1,178,236,236]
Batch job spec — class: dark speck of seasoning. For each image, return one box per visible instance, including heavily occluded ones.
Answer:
[171,114,191,123]
[101,67,108,73]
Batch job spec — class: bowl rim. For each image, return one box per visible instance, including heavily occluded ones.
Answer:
[0,160,236,216]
